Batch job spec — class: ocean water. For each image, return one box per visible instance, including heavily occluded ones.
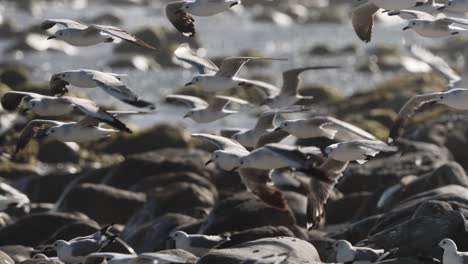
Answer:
[0,1,446,131]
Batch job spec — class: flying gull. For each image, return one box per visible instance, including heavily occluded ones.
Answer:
[262,66,339,109]
[331,240,392,263]
[352,0,428,42]
[166,0,241,37]
[166,94,249,123]
[174,43,283,95]
[49,69,156,109]
[14,118,120,154]
[1,91,133,133]
[0,182,30,212]
[395,11,468,37]
[325,140,398,164]
[438,0,468,12]
[263,144,349,228]
[388,88,468,142]
[42,226,117,264]
[170,231,230,257]
[438,238,468,264]
[231,107,306,148]
[41,19,156,49]
[275,116,377,142]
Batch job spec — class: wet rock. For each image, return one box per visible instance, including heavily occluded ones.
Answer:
[57,183,146,224]
[122,213,197,253]
[198,237,321,264]
[94,124,190,155]
[0,66,30,89]
[102,149,212,189]
[37,141,81,164]
[0,245,33,263]
[326,192,374,225]
[0,212,96,246]
[107,55,159,71]
[148,249,197,263]
[199,192,296,235]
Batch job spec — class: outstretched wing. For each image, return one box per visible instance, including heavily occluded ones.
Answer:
[352,3,379,43]
[192,133,247,152]
[281,66,339,95]
[85,25,156,50]
[174,43,219,74]
[15,120,63,154]
[165,94,209,109]
[216,57,286,78]
[166,1,196,37]
[1,91,45,111]
[41,19,87,30]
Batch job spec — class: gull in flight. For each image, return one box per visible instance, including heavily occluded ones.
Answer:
[388,88,468,142]
[275,116,377,141]
[263,145,349,228]
[330,240,392,263]
[0,182,30,212]
[324,140,398,164]
[231,107,306,148]
[438,0,468,12]
[393,10,468,37]
[14,118,119,154]
[41,19,156,49]
[174,43,284,95]
[50,69,156,109]
[262,66,339,109]
[166,94,249,123]
[438,238,468,264]
[352,0,428,42]
[170,231,230,257]
[1,91,133,132]
[166,0,241,37]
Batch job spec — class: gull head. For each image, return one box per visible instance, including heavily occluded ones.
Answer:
[51,240,68,251]
[403,20,419,31]
[23,99,41,114]
[210,150,242,171]
[48,29,68,40]
[438,0,454,10]
[184,110,194,119]
[181,2,194,11]
[41,126,59,140]
[333,240,353,251]
[324,143,339,158]
[186,75,210,87]
[170,231,189,241]
[276,120,292,132]
[438,238,458,251]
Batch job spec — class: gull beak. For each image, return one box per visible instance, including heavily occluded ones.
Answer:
[414,1,424,7]
[183,114,189,119]
[175,9,183,14]
[326,246,333,250]
[205,160,213,166]
[185,82,194,87]
[438,5,446,10]
[274,127,282,132]
[47,36,56,40]
[429,100,439,105]
[231,167,239,172]
[402,26,411,31]
[20,108,30,115]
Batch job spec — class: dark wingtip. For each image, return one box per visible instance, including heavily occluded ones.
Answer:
[388,117,404,144]
[122,99,156,109]
[254,186,289,210]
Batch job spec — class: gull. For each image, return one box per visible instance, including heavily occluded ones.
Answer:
[41,19,156,49]
[166,0,241,37]
[192,133,249,171]
[275,116,377,141]
[170,231,230,257]
[262,144,349,228]
[331,240,390,263]
[408,45,463,89]
[438,238,468,264]
[352,0,428,42]
[438,0,468,12]
[0,182,30,212]
[231,107,306,148]
[43,227,117,264]
[325,140,398,164]
[262,66,339,109]
[388,88,468,142]
[166,94,249,123]
[1,91,132,132]
[173,43,283,94]
[395,11,468,37]
[86,252,192,264]
[14,118,119,154]
[50,69,156,109]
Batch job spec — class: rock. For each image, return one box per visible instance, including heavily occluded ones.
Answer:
[102,149,212,189]
[94,124,190,155]
[146,249,197,263]
[325,192,374,225]
[57,183,146,224]
[19,259,64,264]
[107,55,159,71]
[122,213,197,253]
[0,66,30,89]
[37,141,81,164]
[198,237,321,264]
[199,192,296,235]
[0,212,96,246]
[0,245,33,263]
[217,226,296,248]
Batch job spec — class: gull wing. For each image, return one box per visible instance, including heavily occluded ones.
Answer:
[166,1,196,37]
[352,2,380,43]
[1,91,48,111]
[281,66,339,95]
[437,17,468,26]
[255,129,290,148]
[409,45,461,89]
[387,10,436,20]
[165,94,209,109]
[174,43,219,74]
[352,140,398,154]
[319,116,378,141]
[15,120,63,154]
[84,25,156,50]
[388,92,441,142]
[192,133,247,152]
[216,57,286,78]
[210,95,249,111]
[41,19,88,30]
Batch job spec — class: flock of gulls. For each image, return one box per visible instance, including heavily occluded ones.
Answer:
[4,0,468,263]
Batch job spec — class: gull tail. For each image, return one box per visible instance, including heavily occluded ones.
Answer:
[122,99,156,109]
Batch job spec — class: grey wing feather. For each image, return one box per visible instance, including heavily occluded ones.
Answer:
[166,1,196,37]
[256,130,290,148]
[254,112,276,130]
[352,3,380,43]
[353,248,382,261]
[192,133,247,151]
[1,91,44,111]
[86,25,156,50]
[281,66,339,95]
[185,236,228,249]
[41,19,87,30]
[15,120,62,154]
[352,140,398,153]
[387,10,435,20]
[174,43,219,74]
[216,57,286,78]
[210,95,249,111]
[69,240,103,257]
[165,94,209,109]
[320,116,377,141]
